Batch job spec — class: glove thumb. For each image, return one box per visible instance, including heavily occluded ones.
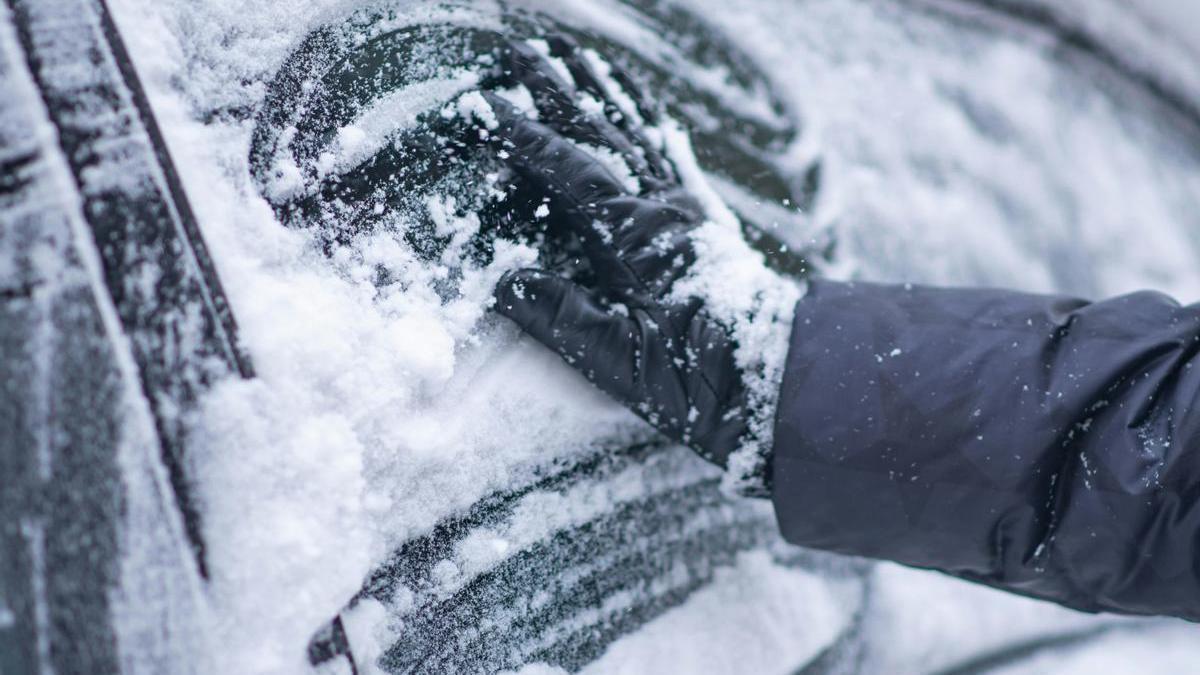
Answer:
[494,268,640,401]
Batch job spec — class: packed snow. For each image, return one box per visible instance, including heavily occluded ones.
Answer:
[107,0,1200,672]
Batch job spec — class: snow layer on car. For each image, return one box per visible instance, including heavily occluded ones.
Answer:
[107,0,1200,672]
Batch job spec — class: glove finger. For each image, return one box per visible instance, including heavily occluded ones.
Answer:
[582,195,699,298]
[484,93,644,292]
[495,268,644,405]
[500,38,657,186]
[495,268,714,448]
[495,268,750,465]
[485,92,627,208]
[625,227,698,297]
[545,35,676,188]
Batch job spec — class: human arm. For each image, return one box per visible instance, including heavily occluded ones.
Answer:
[772,279,1200,621]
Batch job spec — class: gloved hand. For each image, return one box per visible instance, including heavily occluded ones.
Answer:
[485,35,796,493]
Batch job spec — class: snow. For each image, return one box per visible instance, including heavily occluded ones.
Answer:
[339,598,391,669]
[103,0,1200,672]
[1,4,216,669]
[575,140,642,194]
[990,623,1200,674]
[525,38,575,86]
[581,551,859,675]
[734,0,1200,300]
[495,83,539,118]
[656,119,802,491]
[858,563,1124,671]
[582,48,645,127]
[319,69,482,178]
[444,89,500,131]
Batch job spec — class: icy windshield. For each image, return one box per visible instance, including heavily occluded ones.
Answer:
[108,0,1200,672]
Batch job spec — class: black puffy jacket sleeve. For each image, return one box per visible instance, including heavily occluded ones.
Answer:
[771,279,1200,621]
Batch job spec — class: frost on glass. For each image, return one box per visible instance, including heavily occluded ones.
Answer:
[245,3,845,672]
[8,0,1200,673]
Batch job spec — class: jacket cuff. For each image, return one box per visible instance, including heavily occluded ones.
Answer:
[719,279,804,499]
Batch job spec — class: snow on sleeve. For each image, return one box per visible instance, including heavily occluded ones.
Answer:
[655,116,803,495]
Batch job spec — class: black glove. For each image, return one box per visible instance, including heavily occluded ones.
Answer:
[485,36,782,490]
